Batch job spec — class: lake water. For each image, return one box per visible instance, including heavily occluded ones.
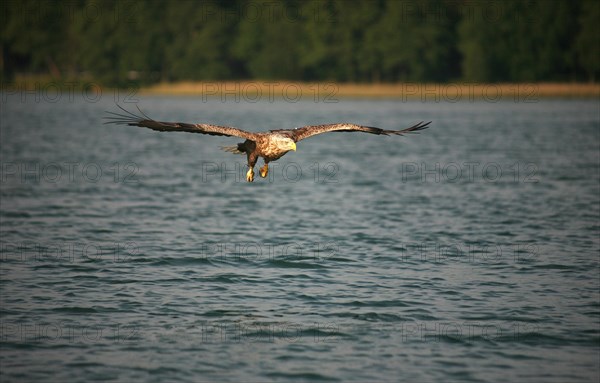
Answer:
[1,93,598,382]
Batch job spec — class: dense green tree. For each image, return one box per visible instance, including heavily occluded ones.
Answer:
[72,0,134,85]
[374,0,460,82]
[164,1,239,81]
[1,0,598,85]
[576,0,600,82]
[297,0,344,81]
[506,0,579,81]
[1,0,74,79]
[233,0,306,80]
[459,0,587,82]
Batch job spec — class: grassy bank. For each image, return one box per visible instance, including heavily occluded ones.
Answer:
[141,82,600,100]
[2,76,599,100]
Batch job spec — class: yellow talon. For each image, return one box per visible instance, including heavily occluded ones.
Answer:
[246,168,254,182]
[259,164,269,178]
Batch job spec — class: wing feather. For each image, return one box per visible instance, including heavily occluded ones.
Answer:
[272,121,431,142]
[104,105,257,140]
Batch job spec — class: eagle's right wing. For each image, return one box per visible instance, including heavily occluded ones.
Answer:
[104,105,258,140]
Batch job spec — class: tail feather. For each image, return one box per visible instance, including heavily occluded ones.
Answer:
[220,145,244,154]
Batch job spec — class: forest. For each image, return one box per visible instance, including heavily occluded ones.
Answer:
[2,0,599,86]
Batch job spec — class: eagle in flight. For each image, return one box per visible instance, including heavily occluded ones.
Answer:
[105,105,431,182]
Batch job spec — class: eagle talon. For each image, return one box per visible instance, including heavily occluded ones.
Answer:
[246,168,255,182]
[259,164,269,178]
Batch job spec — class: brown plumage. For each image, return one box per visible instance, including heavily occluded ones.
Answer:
[104,105,431,182]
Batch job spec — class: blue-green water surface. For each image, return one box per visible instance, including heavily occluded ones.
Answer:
[1,96,599,382]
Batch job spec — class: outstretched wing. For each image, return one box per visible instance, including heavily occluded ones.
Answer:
[272,121,431,142]
[104,105,257,140]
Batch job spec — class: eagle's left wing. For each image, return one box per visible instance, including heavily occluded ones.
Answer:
[273,121,431,142]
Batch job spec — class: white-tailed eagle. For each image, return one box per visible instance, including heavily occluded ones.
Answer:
[105,105,430,182]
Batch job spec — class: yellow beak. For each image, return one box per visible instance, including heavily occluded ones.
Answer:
[290,142,297,151]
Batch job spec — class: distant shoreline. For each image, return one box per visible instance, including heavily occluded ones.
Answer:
[2,78,599,100]
[140,82,600,100]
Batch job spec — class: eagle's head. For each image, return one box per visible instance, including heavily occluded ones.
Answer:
[274,136,297,153]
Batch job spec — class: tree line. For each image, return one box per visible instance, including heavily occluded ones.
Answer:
[2,0,599,86]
